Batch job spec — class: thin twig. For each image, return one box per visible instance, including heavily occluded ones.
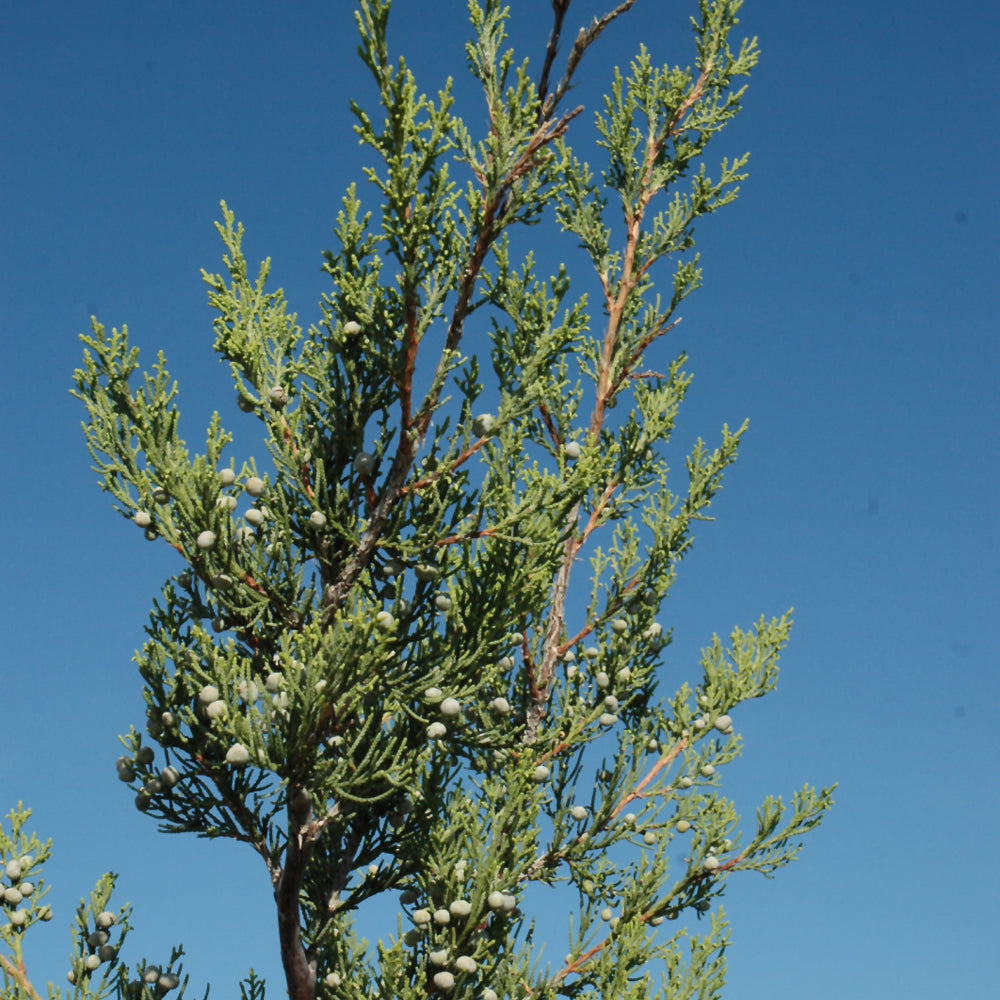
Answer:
[542,0,640,116]
[607,317,682,398]
[536,0,572,116]
[608,736,688,821]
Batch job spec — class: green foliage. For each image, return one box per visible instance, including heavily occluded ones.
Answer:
[5,1,834,998]
[0,807,201,1000]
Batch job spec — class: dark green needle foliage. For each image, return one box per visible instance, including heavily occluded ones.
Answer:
[4,2,834,998]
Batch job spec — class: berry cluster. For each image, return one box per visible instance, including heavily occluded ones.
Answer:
[2,853,47,928]
[388,864,517,995]
[65,910,119,981]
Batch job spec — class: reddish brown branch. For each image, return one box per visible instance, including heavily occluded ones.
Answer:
[398,435,491,496]
[527,133,653,738]
[581,481,619,541]
[607,317,681,398]
[242,574,269,597]
[435,525,498,547]
[0,955,41,1000]
[537,401,560,449]
[664,60,714,142]
[559,621,596,655]
[588,129,657,440]
[536,482,617,660]
[590,56,716,438]
[609,736,688,822]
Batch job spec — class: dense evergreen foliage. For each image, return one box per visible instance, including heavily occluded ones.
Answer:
[3,2,832,998]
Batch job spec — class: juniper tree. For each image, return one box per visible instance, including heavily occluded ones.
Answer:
[4,1,834,998]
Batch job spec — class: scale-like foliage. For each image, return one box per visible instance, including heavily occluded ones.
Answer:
[5,2,834,998]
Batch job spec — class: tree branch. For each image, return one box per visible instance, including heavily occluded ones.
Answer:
[0,955,42,1000]
[536,0,572,115]
[540,0,640,116]
[322,111,579,624]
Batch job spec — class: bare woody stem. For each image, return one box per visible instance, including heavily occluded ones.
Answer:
[276,788,322,1000]
[276,844,314,1000]
[536,0,571,114]
[538,0,640,118]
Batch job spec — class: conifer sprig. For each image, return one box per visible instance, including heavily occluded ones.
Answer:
[20,2,836,998]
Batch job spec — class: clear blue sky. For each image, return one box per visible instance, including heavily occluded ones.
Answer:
[2,1,998,997]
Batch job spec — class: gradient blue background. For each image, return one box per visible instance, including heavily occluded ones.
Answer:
[2,1,998,997]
